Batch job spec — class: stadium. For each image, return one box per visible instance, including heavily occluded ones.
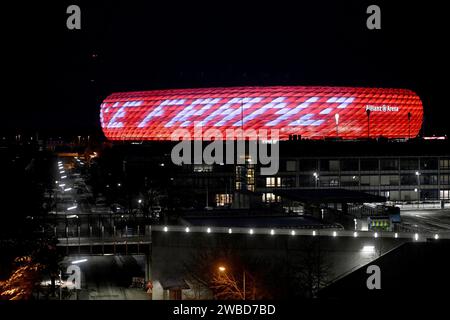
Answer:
[100,86,423,141]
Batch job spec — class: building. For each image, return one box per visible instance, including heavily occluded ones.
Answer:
[96,86,449,216]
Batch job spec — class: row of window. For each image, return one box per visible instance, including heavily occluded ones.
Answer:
[280,158,450,172]
[263,175,450,188]
[261,189,450,203]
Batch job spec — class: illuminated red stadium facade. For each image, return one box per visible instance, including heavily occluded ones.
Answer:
[100,86,423,140]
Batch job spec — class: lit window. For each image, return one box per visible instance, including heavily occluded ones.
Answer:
[262,192,280,203]
[216,194,232,206]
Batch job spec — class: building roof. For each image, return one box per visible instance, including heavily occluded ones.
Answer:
[273,188,386,203]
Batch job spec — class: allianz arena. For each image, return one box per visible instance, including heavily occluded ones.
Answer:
[100,86,423,140]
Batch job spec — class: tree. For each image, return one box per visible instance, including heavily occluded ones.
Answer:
[0,256,42,300]
[183,249,271,300]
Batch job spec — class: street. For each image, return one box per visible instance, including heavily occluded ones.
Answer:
[401,209,450,233]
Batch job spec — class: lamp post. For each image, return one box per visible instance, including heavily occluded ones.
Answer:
[218,266,247,300]
[415,171,421,208]
[313,172,319,188]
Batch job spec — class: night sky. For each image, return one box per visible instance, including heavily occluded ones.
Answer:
[4,1,449,136]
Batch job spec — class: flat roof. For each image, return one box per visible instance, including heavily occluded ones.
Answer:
[182,215,337,229]
[273,188,386,203]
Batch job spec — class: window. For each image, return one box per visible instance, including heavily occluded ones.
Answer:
[299,174,315,187]
[440,159,450,169]
[193,164,212,172]
[266,177,281,187]
[440,175,450,186]
[361,159,379,171]
[420,158,438,170]
[216,194,232,206]
[440,190,450,200]
[400,174,417,185]
[400,158,419,170]
[286,160,297,172]
[320,159,340,172]
[281,176,296,188]
[341,159,359,171]
[341,175,359,186]
[380,175,399,186]
[420,174,438,185]
[380,159,399,171]
[262,193,280,203]
[320,176,340,187]
[361,175,379,186]
[299,159,317,171]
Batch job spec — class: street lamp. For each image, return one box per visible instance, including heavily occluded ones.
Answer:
[218,266,247,300]
[415,171,421,208]
[313,172,319,188]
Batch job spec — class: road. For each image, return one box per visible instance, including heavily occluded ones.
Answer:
[60,255,150,300]
[401,209,450,233]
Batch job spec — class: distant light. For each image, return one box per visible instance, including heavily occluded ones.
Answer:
[67,205,77,211]
[64,188,72,192]
[59,184,66,187]
[270,229,275,235]
[434,234,439,240]
[354,231,358,237]
[312,230,316,236]
[374,232,378,238]
[67,215,78,219]
[59,170,64,174]
[249,229,254,235]
[207,227,211,233]
[138,199,142,204]
[71,259,87,264]
[185,227,190,233]
[394,233,398,238]
[414,233,419,241]
[160,163,165,167]
[228,228,233,234]
[415,171,420,176]
[163,226,168,232]
[291,230,296,236]
[61,175,67,179]
[333,231,337,237]
[117,183,121,187]
[361,245,375,253]
[414,188,418,192]
[218,266,226,272]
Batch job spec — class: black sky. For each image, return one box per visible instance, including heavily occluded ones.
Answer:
[4,0,449,136]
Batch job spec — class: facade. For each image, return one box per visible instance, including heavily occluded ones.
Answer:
[100,86,423,140]
[258,154,450,203]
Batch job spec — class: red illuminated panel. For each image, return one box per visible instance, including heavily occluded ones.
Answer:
[100,86,423,140]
